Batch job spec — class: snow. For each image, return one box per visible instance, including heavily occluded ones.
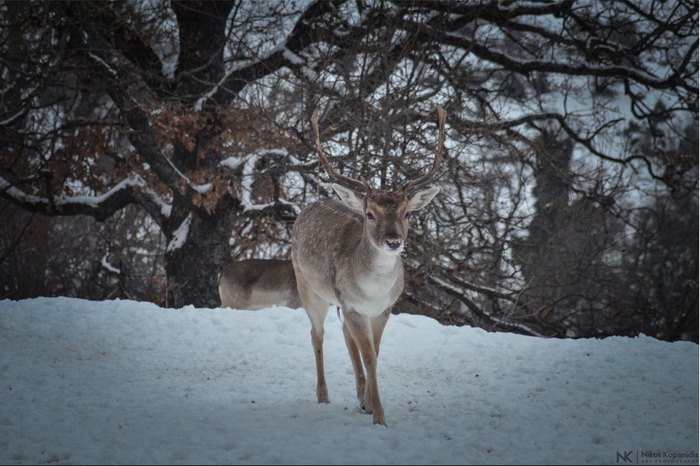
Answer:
[282,47,304,65]
[193,65,241,111]
[143,186,172,218]
[193,183,213,194]
[0,297,697,465]
[0,109,25,126]
[219,156,247,170]
[55,176,142,208]
[0,178,45,205]
[87,52,117,77]
[0,174,173,218]
[165,213,192,253]
[240,153,273,212]
[100,254,120,274]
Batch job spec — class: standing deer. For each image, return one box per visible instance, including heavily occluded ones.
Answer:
[218,259,301,310]
[291,105,445,426]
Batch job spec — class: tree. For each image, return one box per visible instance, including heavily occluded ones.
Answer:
[0,199,165,301]
[1,1,697,339]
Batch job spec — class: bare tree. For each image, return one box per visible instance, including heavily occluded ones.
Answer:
[0,1,696,339]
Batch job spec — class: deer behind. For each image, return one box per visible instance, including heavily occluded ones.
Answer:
[218,259,301,310]
[291,106,445,426]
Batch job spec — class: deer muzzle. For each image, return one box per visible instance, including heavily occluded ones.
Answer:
[386,239,403,250]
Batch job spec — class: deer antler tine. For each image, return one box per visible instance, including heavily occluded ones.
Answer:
[359,176,372,193]
[311,109,333,177]
[401,104,446,193]
[311,109,371,193]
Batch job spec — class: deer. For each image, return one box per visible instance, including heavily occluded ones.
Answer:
[218,259,301,310]
[291,105,445,426]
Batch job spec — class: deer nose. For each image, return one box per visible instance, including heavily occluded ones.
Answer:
[386,239,403,250]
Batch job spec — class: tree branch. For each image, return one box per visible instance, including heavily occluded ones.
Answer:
[0,175,169,225]
[209,0,357,104]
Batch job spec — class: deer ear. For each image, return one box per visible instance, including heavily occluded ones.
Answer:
[407,187,440,211]
[332,183,365,212]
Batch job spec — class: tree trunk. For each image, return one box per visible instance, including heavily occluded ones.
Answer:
[164,206,236,308]
[172,0,234,101]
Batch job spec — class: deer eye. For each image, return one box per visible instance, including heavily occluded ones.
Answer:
[366,212,375,221]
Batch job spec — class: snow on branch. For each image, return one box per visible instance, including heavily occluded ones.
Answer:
[88,52,118,77]
[208,1,339,101]
[0,174,172,223]
[240,152,273,212]
[0,178,46,206]
[219,156,247,170]
[428,275,546,337]
[282,47,304,65]
[221,148,300,218]
[401,11,688,91]
[0,109,27,127]
[142,186,172,219]
[55,177,141,208]
[193,64,242,112]
[100,254,121,274]
[166,213,192,253]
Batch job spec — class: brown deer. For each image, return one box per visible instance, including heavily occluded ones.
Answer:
[291,105,445,426]
[218,259,301,310]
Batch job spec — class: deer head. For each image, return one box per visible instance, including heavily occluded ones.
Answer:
[310,105,445,255]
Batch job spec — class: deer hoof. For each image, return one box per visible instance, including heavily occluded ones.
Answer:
[360,398,374,414]
[373,412,387,427]
[317,386,329,404]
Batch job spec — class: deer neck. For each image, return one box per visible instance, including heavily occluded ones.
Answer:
[339,231,403,317]
[355,232,402,278]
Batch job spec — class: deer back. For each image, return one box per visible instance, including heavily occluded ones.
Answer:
[218,259,301,310]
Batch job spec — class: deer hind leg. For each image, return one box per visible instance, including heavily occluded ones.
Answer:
[306,297,330,404]
[343,310,387,426]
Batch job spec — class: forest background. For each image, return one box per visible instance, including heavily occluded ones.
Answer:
[0,0,697,341]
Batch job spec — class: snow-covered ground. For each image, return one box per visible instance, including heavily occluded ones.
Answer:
[0,297,697,465]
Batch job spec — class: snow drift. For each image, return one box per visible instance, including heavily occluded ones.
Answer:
[0,297,697,464]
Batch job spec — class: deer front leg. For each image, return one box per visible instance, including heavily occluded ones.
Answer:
[360,308,391,413]
[294,264,330,404]
[342,321,366,410]
[371,308,391,358]
[343,310,387,426]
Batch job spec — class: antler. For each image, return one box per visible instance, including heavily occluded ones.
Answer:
[401,105,446,193]
[311,109,371,193]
